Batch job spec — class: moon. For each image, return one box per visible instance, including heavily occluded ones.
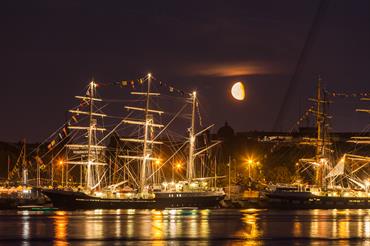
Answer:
[231,82,245,101]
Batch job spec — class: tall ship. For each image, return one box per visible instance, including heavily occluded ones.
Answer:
[42,74,225,209]
[262,77,370,209]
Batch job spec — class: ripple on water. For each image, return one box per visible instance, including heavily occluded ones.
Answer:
[0,209,369,245]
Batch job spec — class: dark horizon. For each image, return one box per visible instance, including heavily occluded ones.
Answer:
[1,0,369,142]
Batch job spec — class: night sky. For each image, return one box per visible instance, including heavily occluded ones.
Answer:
[1,0,369,142]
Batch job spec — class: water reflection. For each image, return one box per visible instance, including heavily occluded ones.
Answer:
[365,218,370,237]
[83,210,104,240]
[53,211,68,246]
[2,209,370,245]
[290,209,370,240]
[114,213,121,238]
[200,209,210,239]
[151,210,164,240]
[21,211,30,246]
[233,209,261,246]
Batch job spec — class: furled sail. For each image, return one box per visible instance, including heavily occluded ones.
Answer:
[325,157,345,179]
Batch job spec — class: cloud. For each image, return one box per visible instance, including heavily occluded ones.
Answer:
[185,62,283,77]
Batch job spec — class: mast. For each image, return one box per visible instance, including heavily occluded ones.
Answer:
[187,91,196,181]
[36,152,40,187]
[185,91,219,183]
[140,73,151,192]
[299,76,331,188]
[313,76,331,188]
[119,73,163,193]
[22,140,27,186]
[7,155,10,181]
[65,80,107,191]
[51,153,54,186]
[87,81,94,189]
[315,76,324,187]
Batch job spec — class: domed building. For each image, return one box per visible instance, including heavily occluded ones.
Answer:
[217,121,234,141]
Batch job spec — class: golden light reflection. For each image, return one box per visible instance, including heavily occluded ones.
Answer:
[115,214,121,238]
[84,212,104,240]
[168,209,178,238]
[53,211,68,246]
[93,209,103,215]
[234,210,261,243]
[126,211,134,238]
[150,210,165,246]
[332,219,338,239]
[307,210,370,240]
[21,211,30,246]
[365,218,370,238]
[338,220,349,238]
[187,210,199,238]
[293,222,302,237]
[200,209,210,238]
[310,210,329,239]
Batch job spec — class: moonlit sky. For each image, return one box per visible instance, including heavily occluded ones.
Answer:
[0,0,369,142]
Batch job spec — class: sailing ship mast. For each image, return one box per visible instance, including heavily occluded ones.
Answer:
[185,91,220,184]
[65,81,107,190]
[141,73,152,191]
[187,91,196,181]
[119,73,164,193]
[21,140,28,185]
[313,77,333,188]
[314,76,325,187]
[299,76,332,189]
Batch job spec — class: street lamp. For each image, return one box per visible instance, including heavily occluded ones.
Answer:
[247,159,253,179]
[176,163,182,169]
[172,162,182,182]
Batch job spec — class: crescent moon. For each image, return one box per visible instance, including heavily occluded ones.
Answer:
[231,82,245,101]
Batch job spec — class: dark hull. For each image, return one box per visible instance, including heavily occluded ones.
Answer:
[259,192,370,209]
[0,192,48,210]
[0,197,17,210]
[42,189,225,210]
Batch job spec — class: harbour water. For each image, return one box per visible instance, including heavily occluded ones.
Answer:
[0,209,369,245]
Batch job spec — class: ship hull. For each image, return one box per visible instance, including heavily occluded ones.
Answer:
[42,189,225,210]
[260,191,370,209]
[0,197,17,210]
